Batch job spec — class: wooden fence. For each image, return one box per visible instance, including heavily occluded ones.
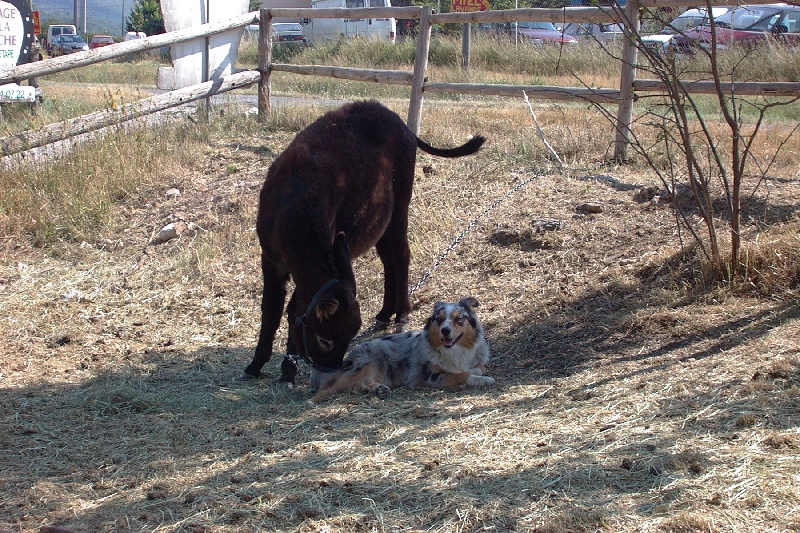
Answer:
[1,0,799,160]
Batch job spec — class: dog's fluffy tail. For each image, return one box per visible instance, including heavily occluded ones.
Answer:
[416,135,486,158]
[308,363,375,404]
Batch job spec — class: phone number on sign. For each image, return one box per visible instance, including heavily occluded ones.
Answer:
[0,85,36,102]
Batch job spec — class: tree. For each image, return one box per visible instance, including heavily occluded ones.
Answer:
[127,0,165,36]
[250,0,262,11]
[615,3,800,282]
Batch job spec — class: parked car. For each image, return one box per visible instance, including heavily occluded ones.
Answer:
[50,34,89,56]
[513,22,579,44]
[89,35,115,49]
[272,23,307,45]
[125,31,147,41]
[674,3,800,53]
[44,24,76,53]
[641,7,730,54]
[562,22,624,43]
[245,22,307,45]
[697,3,800,50]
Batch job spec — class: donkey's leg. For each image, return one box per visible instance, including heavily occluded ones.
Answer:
[244,258,288,379]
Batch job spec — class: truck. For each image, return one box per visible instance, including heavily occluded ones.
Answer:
[303,0,396,44]
[44,24,77,53]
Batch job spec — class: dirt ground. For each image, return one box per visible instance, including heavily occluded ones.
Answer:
[1,109,799,532]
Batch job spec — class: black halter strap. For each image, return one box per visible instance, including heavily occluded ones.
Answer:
[293,278,340,371]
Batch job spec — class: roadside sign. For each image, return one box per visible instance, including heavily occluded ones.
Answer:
[0,0,37,102]
[0,0,35,68]
[451,0,489,13]
[32,10,40,36]
[0,83,36,102]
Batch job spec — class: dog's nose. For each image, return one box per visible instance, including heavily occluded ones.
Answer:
[441,326,451,337]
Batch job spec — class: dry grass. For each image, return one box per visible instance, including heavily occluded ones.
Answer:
[1,100,799,532]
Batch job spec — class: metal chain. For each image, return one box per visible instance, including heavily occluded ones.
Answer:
[410,173,542,295]
[352,173,542,344]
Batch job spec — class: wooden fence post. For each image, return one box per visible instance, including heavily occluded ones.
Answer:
[613,0,640,161]
[407,5,432,135]
[461,23,471,70]
[258,8,273,121]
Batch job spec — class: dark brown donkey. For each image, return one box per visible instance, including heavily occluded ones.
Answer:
[243,100,486,388]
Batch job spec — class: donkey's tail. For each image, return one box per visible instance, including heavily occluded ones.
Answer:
[416,134,486,158]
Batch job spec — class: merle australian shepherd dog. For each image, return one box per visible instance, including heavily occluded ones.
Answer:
[309,297,494,404]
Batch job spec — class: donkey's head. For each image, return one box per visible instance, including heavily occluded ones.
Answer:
[287,233,362,374]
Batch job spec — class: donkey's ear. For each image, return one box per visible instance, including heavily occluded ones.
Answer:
[332,232,356,286]
[314,297,340,321]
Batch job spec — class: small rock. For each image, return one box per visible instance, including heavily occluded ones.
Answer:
[61,289,84,301]
[422,164,436,176]
[213,198,238,213]
[634,186,660,202]
[532,218,563,233]
[151,222,188,245]
[165,188,181,199]
[660,185,675,201]
[575,202,604,214]
[48,335,73,347]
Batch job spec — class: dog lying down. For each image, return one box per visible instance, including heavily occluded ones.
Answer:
[309,297,494,404]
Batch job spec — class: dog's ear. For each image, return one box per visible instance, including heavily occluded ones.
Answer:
[459,298,480,329]
[459,297,479,310]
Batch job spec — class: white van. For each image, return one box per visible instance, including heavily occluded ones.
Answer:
[642,7,730,53]
[45,24,77,52]
[125,31,147,41]
[304,0,396,44]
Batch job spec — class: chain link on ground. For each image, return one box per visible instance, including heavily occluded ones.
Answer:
[352,172,544,343]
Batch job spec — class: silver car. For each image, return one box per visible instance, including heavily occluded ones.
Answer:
[50,34,89,56]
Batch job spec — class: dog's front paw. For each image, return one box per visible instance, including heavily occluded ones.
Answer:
[467,375,495,387]
[367,383,391,399]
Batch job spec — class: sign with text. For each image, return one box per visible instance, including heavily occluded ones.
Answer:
[0,0,35,70]
[0,82,35,101]
[450,0,489,13]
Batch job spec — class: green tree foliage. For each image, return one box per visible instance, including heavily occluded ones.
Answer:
[127,0,166,36]
[249,0,262,11]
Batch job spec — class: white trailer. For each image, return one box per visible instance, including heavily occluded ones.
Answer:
[303,0,396,44]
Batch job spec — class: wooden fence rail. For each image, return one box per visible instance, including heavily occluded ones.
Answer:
[1,0,799,159]
[0,12,259,85]
[0,71,260,156]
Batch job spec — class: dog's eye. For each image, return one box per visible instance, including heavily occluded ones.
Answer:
[453,317,465,326]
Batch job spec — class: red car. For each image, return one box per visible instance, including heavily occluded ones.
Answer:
[690,3,800,50]
[89,35,115,49]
